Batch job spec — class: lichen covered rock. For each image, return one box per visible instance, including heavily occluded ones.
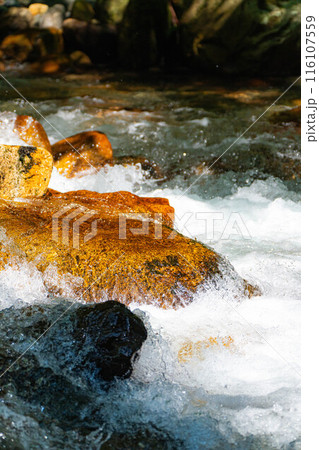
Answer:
[0,144,53,199]
[0,189,257,307]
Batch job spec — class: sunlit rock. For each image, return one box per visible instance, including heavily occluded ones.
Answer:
[0,144,53,199]
[0,189,257,307]
[51,131,113,177]
[14,115,51,153]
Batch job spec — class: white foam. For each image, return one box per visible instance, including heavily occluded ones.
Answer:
[0,112,25,146]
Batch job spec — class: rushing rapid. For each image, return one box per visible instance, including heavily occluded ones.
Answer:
[0,75,300,449]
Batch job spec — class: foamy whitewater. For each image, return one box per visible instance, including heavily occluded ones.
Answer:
[0,84,300,448]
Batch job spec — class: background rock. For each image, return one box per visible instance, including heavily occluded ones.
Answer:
[51,130,113,177]
[179,0,301,74]
[62,17,117,63]
[37,4,66,29]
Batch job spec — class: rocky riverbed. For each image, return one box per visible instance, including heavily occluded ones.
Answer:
[0,73,300,448]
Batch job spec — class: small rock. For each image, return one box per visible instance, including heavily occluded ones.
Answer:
[51,130,113,177]
[69,49,92,66]
[0,144,53,199]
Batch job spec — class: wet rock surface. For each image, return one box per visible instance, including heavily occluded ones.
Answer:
[0,300,147,392]
[51,130,113,177]
[0,144,53,199]
[0,188,256,307]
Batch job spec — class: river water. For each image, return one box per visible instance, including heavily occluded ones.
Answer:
[0,74,300,449]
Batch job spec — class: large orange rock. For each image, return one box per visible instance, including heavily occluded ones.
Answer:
[0,189,257,307]
[51,131,113,177]
[0,144,53,199]
[14,115,51,153]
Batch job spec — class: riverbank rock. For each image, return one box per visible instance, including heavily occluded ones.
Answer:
[0,189,257,307]
[51,131,113,177]
[179,0,301,75]
[0,144,53,199]
[14,115,51,153]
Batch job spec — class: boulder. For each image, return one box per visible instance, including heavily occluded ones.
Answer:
[51,130,113,177]
[0,144,53,199]
[0,189,257,307]
[0,300,147,387]
[179,0,301,75]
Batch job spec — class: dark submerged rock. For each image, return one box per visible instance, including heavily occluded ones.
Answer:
[73,301,148,381]
[0,301,147,386]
